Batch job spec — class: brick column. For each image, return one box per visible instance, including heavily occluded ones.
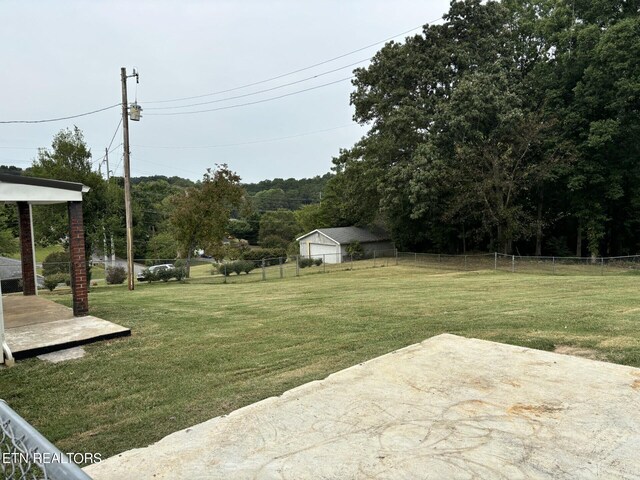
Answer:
[17,202,36,295]
[68,201,89,316]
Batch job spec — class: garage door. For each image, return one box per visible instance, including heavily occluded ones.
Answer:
[309,243,341,264]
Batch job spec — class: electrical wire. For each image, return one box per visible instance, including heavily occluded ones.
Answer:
[143,18,442,105]
[133,123,358,149]
[145,58,371,111]
[0,103,121,124]
[146,77,353,116]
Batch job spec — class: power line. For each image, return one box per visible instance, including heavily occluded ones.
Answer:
[146,77,353,117]
[143,18,442,105]
[0,103,121,124]
[133,123,358,149]
[145,58,371,111]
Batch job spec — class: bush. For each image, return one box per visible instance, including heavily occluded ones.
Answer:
[314,258,323,266]
[241,248,286,266]
[139,268,159,283]
[106,266,126,285]
[259,235,289,249]
[42,251,70,276]
[220,260,257,276]
[218,263,231,276]
[174,266,186,281]
[241,260,256,274]
[157,268,174,282]
[346,241,364,260]
[43,273,69,292]
[299,258,314,268]
[232,261,243,275]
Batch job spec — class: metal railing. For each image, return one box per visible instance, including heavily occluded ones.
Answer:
[0,400,92,480]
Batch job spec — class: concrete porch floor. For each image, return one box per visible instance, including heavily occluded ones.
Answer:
[85,334,640,479]
[3,295,130,359]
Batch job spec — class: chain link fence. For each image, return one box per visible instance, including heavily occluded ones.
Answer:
[0,400,92,480]
[5,251,640,292]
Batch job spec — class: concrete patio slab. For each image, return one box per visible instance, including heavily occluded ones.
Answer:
[3,295,74,328]
[85,334,640,480]
[2,295,130,359]
[5,316,130,359]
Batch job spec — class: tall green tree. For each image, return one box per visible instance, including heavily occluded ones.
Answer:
[258,209,301,248]
[26,127,107,258]
[169,165,245,276]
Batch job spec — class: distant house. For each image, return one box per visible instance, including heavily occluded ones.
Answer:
[296,226,395,264]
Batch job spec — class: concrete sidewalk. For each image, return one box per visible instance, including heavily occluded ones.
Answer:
[85,334,640,479]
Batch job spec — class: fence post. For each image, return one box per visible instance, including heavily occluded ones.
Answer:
[373,250,376,268]
[552,256,556,275]
[494,252,497,270]
[323,254,326,273]
[279,257,283,279]
[296,256,300,277]
[512,255,515,273]
[601,257,604,276]
[395,249,398,266]
[414,252,417,266]
[262,259,266,281]
[464,255,467,271]
[223,263,227,284]
[351,253,354,271]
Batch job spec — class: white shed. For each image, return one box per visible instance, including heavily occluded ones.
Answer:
[296,226,395,264]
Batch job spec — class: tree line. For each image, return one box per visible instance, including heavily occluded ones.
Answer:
[313,0,640,257]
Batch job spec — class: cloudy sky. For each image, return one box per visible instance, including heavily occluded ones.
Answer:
[1,0,450,183]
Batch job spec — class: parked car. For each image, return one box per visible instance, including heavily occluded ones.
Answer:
[137,264,175,282]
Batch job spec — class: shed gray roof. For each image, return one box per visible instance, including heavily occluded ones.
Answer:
[298,226,390,245]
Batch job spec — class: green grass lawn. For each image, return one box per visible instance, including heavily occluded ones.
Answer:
[1,265,639,461]
[7,244,64,263]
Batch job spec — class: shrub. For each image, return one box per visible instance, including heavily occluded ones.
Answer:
[241,260,256,274]
[232,261,243,275]
[346,241,364,260]
[218,263,231,276]
[174,266,186,281]
[106,266,127,285]
[299,258,314,268]
[314,258,323,266]
[42,251,70,276]
[157,268,174,282]
[259,235,289,249]
[241,248,286,266]
[43,273,69,292]
[139,268,158,283]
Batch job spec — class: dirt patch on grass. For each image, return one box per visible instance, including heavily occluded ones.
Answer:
[632,380,640,390]
[554,345,605,361]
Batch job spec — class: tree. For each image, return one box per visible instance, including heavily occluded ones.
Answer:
[26,127,107,270]
[169,165,245,276]
[295,203,331,233]
[258,209,301,248]
[0,207,18,256]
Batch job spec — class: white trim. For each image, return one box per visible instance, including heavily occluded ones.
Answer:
[29,204,38,296]
[0,183,84,204]
[296,229,341,245]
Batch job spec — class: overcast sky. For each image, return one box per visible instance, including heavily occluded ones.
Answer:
[1,0,450,183]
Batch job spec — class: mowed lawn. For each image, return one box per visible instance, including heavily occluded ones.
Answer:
[1,265,639,460]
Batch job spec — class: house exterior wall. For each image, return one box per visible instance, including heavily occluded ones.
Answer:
[361,241,396,256]
[298,232,341,264]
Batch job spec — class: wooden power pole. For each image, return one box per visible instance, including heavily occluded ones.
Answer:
[121,67,135,290]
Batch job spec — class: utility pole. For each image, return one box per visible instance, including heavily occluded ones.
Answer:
[104,147,110,181]
[121,67,138,290]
